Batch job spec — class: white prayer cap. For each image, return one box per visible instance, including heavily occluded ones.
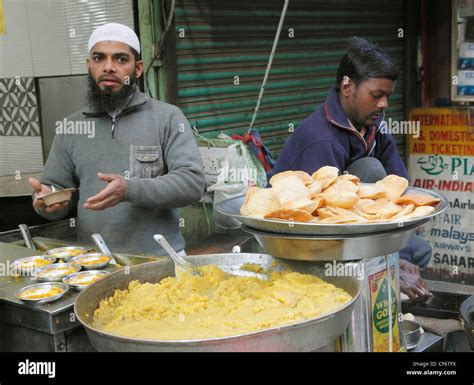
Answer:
[88,23,140,54]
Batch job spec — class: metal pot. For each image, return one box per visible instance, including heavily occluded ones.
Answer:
[242,221,424,261]
[402,320,422,350]
[75,253,360,352]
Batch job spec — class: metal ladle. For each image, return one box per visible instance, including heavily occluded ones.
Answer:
[91,233,135,267]
[153,234,202,277]
[19,224,36,250]
[92,234,166,267]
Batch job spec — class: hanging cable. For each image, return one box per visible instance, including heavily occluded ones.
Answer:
[145,0,176,97]
[248,0,289,133]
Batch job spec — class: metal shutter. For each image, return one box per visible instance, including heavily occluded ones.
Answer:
[174,0,406,159]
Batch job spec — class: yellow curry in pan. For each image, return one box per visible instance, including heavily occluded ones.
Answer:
[92,265,352,340]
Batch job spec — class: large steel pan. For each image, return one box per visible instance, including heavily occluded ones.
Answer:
[75,253,360,352]
[242,221,426,261]
[215,187,448,236]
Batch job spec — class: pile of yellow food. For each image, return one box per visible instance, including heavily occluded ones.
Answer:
[92,265,352,340]
[240,166,440,224]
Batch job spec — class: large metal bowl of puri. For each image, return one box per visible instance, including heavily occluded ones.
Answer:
[75,253,360,352]
[214,187,448,236]
[241,220,427,261]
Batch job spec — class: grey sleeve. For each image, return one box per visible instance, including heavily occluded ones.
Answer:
[123,107,205,208]
[34,134,78,220]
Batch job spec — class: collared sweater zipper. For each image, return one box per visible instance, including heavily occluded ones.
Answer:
[82,96,147,139]
[110,116,119,138]
[111,117,116,138]
[109,114,123,138]
[323,103,370,154]
[329,118,369,154]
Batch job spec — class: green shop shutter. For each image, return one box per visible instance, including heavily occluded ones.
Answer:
[174,0,407,160]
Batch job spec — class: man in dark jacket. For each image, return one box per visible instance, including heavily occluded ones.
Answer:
[268,37,431,300]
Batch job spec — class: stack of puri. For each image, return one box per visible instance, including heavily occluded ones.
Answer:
[240,166,440,224]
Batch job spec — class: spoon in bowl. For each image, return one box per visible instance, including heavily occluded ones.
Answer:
[153,234,202,278]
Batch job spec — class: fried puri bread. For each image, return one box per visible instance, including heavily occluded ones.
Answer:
[375,174,409,201]
[264,208,314,222]
[240,167,438,224]
[394,194,441,206]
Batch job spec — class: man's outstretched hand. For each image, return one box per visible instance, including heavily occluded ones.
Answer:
[83,173,126,211]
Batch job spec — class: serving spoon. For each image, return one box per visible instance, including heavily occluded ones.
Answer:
[153,234,202,277]
[91,233,136,267]
[19,224,36,250]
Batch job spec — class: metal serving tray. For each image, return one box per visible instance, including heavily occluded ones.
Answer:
[215,187,448,236]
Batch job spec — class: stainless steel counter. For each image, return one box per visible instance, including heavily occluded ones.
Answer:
[1,230,470,352]
[0,242,117,351]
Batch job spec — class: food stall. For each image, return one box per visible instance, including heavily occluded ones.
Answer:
[2,168,465,353]
[0,0,472,357]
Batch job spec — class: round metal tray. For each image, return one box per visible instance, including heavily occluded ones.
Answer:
[215,187,448,236]
[44,246,89,260]
[75,253,360,352]
[63,270,110,291]
[10,255,57,276]
[242,222,426,261]
[16,282,69,305]
[34,263,82,282]
[69,253,112,270]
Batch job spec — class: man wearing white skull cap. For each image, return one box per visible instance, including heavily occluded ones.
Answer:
[30,23,205,256]
[88,23,141,54]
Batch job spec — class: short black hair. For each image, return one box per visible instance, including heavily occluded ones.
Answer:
[336,37,399,89]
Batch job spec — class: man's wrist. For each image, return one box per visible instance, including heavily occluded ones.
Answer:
[123,178,137,203]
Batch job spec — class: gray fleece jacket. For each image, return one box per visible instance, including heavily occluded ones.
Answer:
[36,87,205,255]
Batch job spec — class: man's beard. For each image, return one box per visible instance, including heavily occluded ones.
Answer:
[87,73,136,112]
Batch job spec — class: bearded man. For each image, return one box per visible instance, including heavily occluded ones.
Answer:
[29,23,205,255]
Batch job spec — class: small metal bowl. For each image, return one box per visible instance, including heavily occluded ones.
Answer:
[69,253,112,270]
[63,270,110,291]
[44,246,89,261]
[34,263,82,282]
[10,256,56,276]
[16,282,69,305]
[403,320,422,350]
